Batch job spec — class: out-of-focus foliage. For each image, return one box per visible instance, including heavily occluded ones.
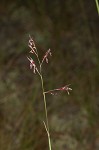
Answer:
[0,0,99,150]
[95,0,99,15]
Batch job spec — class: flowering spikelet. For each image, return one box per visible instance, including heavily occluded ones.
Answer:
[28,35,37,56]
[27,56,38,74]
[42,49,52,64]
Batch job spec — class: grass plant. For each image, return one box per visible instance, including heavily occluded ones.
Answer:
[27,35,72,150]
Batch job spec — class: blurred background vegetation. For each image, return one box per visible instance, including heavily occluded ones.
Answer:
[0,0,99,150]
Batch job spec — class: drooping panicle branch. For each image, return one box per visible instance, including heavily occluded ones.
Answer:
[44,84,72,95]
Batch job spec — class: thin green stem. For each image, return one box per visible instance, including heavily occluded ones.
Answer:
[40,69,52,150]
[95,0,99,15]
[34,46,52,150]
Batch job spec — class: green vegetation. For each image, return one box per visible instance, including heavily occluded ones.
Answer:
[95,0,99,15]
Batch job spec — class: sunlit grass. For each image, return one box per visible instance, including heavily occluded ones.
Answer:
[95,0,99,15]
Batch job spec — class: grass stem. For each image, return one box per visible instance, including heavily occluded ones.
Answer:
[40,70,52,150]
[95,0,99,15]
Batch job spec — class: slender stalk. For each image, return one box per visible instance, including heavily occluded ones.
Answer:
[27,36,52,149]
[40,68,52,150]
